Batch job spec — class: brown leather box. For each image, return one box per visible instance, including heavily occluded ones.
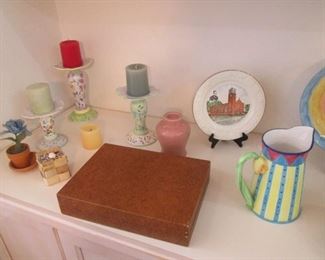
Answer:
[57,144,210,246]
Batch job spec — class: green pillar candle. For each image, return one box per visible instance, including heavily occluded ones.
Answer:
[26,82,54,115]
[126,64,150,97]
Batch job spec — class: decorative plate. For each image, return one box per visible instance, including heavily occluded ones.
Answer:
[193,70,265,140]
[300,67,325,149]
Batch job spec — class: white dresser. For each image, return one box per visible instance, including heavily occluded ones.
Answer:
[0,108,324,260]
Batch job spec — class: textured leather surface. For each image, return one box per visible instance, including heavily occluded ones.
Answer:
[57,143,210,246]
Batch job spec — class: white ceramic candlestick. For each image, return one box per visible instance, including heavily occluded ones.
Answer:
[38,116,68,149]
[127,98,156,146]
[54,58,97,122]
[22,100,68,150]
[116,87,158,146]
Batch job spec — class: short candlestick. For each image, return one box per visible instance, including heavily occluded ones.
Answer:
[127,98,156,146]
[38,115,67,150]
[22,100,68,150]
[116,87,158,146]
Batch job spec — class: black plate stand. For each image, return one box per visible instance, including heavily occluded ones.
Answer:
[208,133,248,148]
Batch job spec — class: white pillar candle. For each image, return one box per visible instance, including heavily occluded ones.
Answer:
[26,83,54,115]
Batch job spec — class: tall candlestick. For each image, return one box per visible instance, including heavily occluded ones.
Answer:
[68,70,87,111]
[126,64,150,97]
[54,58,97,122]
[60,40,83,68]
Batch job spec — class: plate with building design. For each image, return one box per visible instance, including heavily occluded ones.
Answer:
[193,70,265,140]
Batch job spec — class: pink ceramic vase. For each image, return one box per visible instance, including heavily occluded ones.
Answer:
[156,112,191,156]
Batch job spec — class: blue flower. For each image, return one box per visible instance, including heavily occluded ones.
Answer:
[1,119,31,153]
[2,119,29,135]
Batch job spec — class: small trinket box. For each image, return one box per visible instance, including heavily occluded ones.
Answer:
[36,147,71,186]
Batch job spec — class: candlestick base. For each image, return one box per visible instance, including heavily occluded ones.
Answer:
[127,130,157,146]
[69,108,98,122]
[22,100,68,150]
[38,134,68,150]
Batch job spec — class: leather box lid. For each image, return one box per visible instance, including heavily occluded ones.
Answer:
[57,143,210,246]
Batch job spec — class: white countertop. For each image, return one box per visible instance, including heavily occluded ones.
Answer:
[1,108,324,259]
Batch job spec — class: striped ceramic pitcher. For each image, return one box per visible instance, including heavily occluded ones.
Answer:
[236,126,314,223]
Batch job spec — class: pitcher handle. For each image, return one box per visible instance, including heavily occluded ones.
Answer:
[236,152,260,210]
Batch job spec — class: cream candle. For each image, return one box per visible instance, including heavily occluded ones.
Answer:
[126,64,150,97]
[80,124,102,150]
[26,83,54,115]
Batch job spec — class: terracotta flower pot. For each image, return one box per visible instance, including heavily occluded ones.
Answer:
[6,143,31,169]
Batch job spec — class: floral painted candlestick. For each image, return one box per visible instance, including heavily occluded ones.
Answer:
[22,100,68,150]
[116,87,158,146]
[38,116,67,149]
[54,58,97,122]
[68,70,87,111]
[127,98,156,146]
[40,116,55,140]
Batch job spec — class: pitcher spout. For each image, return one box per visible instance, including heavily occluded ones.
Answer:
[291,126,315,153]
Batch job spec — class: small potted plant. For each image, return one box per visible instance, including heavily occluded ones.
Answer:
[1,119,32,168]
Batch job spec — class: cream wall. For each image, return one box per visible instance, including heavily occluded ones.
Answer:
[0,1,324,137]
[0,1,72,130]
[55,0,324,133]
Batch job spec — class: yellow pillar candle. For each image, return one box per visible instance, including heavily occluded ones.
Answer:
[80,124,103,150]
